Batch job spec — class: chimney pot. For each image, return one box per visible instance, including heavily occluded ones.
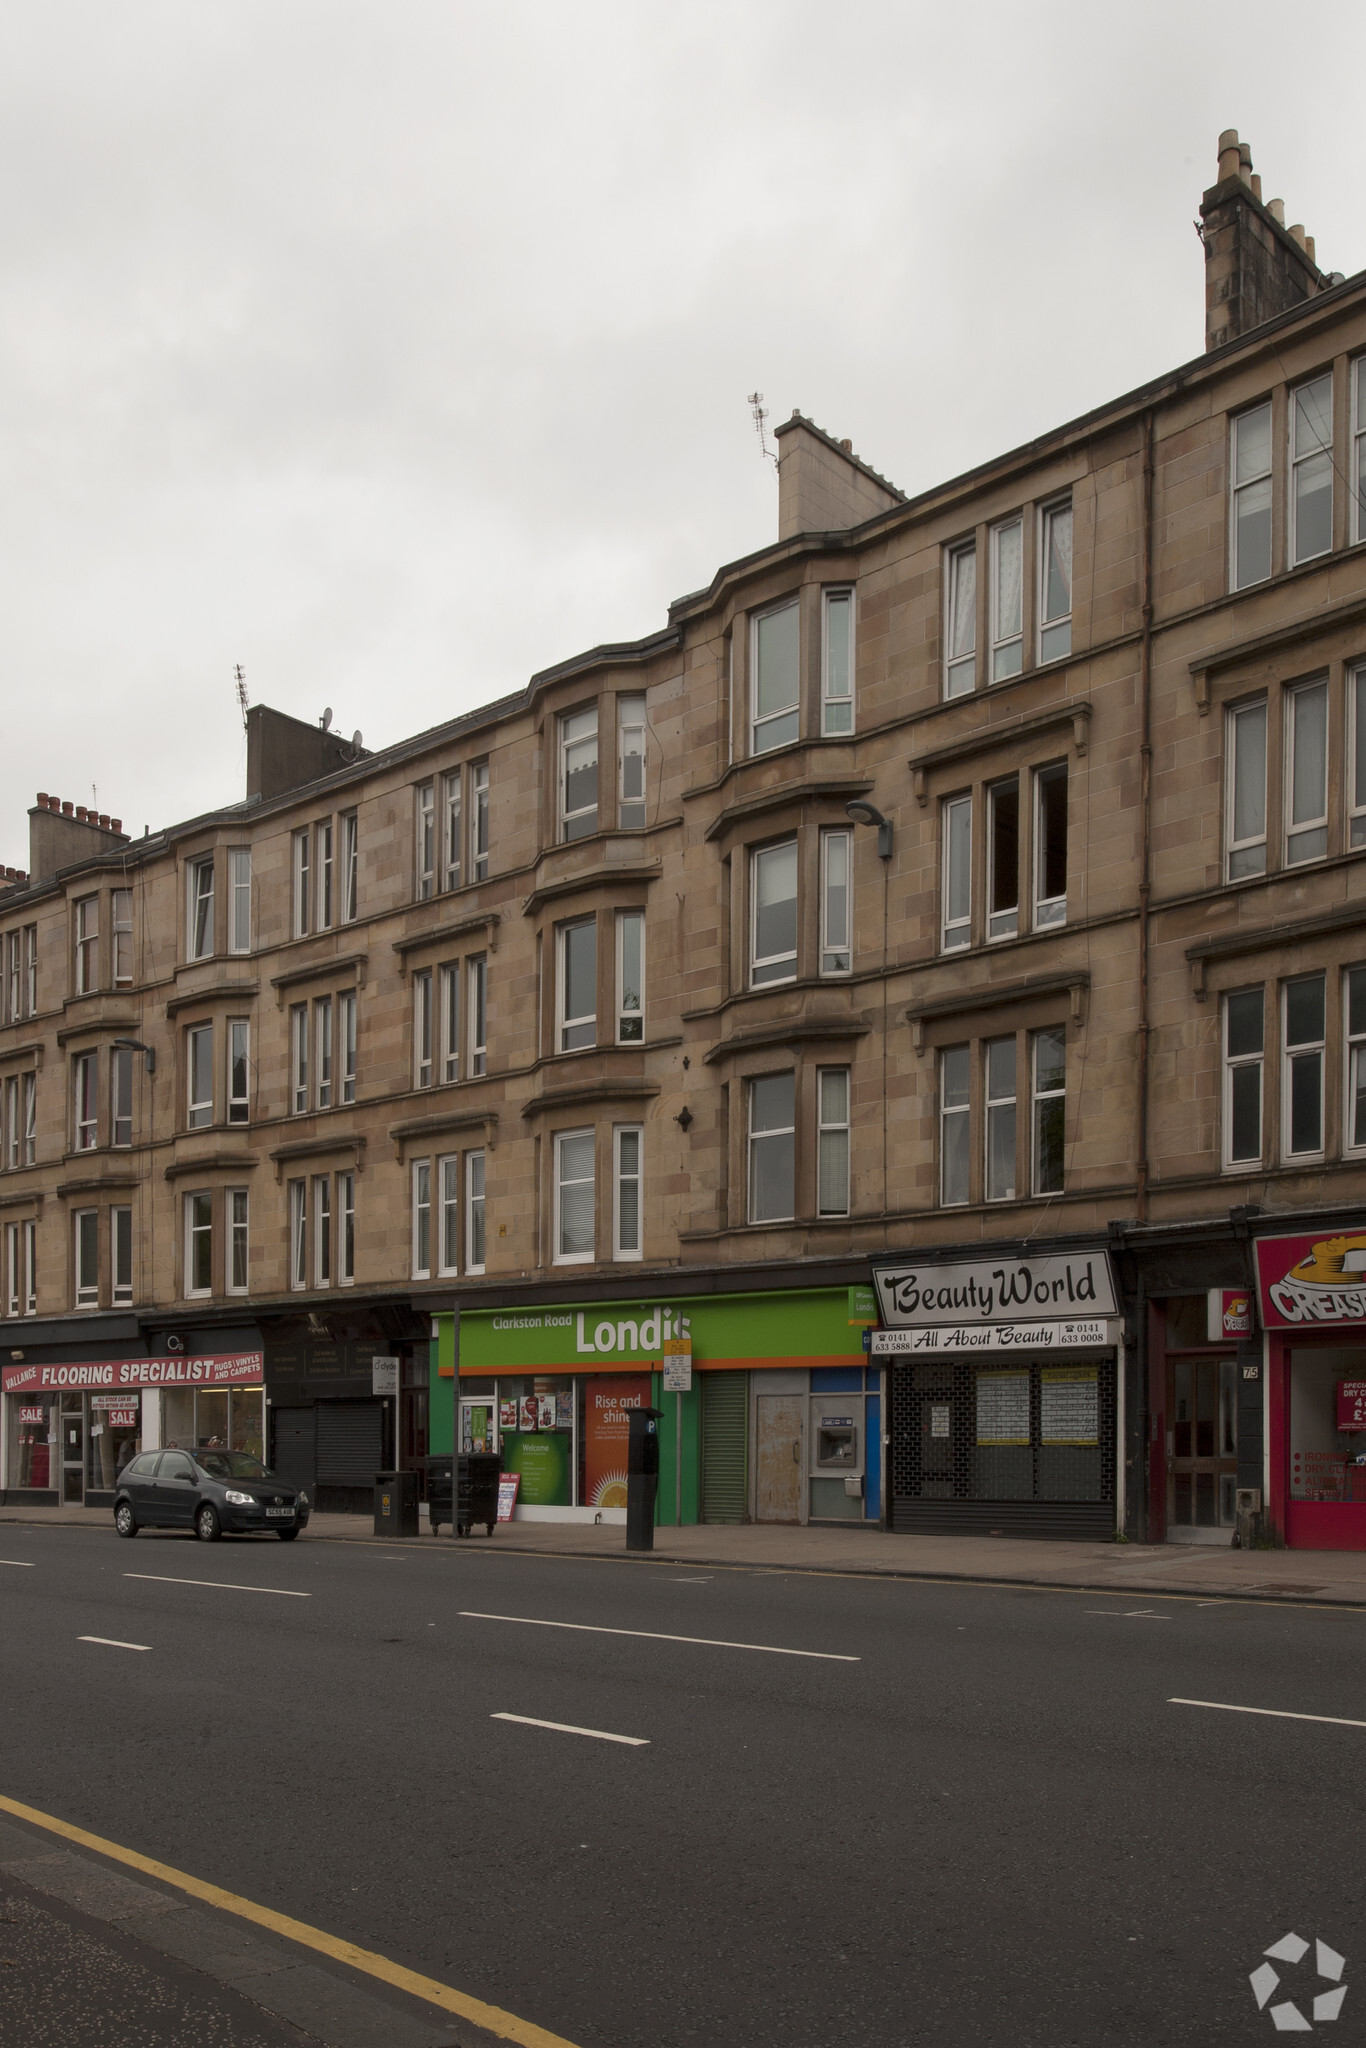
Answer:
[111,819,122,833]
[1250,173,1262,201]
[1268,197,1285,225]
[98,813,110,829]
[48,796,60,812]
[1305,234,1316,266]
[839,439,852,453]
[76,806,88,822]
[36,792,47,807]
[61,801,73,817]
[1289,223,1306,248]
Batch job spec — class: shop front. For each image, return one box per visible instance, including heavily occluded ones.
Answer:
[872,1246,1123,1540]
[431,1286,878,1527]
[2,1350,265,1508]
[1255,1227,1366,1551]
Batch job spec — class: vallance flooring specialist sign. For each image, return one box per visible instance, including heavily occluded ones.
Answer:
[870,1249,1118,1354]
[1,1353,264,1394]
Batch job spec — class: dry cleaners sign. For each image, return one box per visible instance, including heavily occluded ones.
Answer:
[872,1250,1118,1329]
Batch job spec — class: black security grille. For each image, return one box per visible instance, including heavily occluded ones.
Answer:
[889,1355,1117,1539]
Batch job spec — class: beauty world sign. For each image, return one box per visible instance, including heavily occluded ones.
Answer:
[870,1249,1118,1330]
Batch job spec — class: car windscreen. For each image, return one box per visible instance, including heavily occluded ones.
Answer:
[192,1452,272,1482]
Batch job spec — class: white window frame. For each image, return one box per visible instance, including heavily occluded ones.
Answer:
[1350,662,1366,850]
[1223,987,1265,1168]
[1226,697,1268,881]
[112,1045,133,1147]
[228,849,251,954]
[468,956,487,1076]
[1283,973,1326,1161]
[1284,676,1329,867]
[750,839,798,988]
[292,829,310,938]
[313,1173,331,1287]
[416,781,435,899]
[411,1159,431,1278]
[23,1072,35,1166]
[112,1204,133,1306]
[1231,402,1273,590]
[1346,968,1366,1157]
[3,1074,16,1170]
[747,1072,795,1225]
[289,1179,307,1290]
[944,540,977,699]
[227,1188,249,1295]
[112,888,133,984]
[617,695,647,828]
[989,517,1023,681]
[819,829,852,977]
[987,776,1019,942]
[290,1003,309,1114]
[1032,762,1068,929]
[469,761,489,881]
[337,1172,355,1285]
[438,1153,460,1276]
[23,1216,37,1314]
[316,817,334,930]
[187,1024,213,1129]
[466,1149,486,1273]
[1354,354,1366,547]
[227,1019,250,1125]
[414,969,433,1088]
[984,1035,1017,1202]
[1031,1026,1066,1196]
[558,919,597,1052]
[75,894,98,994]
[750,598,800,755]
[1289,372,1333,568]
[554,1127,595,1264]
[613,1124,642,1260]
[616,912,644,1043]
[23,925,36,1019]
[821,587,854,736]
[560,706,599,842]
[4,1220,17,1316]
[816,1066,850,1218]
[341,812,359,924]
[188,857,214,961]
[5,933,18,1024]
[440,962,460,1081]
[74,1050,98,1151]
[940,1044,970,1207]
[1037,497,1072,665]
[315,995,333,1109]
[942,794,972,951]
[434,772,458,893]
[185,1190,213,1299]
[340,991,357,1105]
[74,1207,99,1308]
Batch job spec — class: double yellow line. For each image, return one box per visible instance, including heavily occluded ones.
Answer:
[0,1793,579,2048]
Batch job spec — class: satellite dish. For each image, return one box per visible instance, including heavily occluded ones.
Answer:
[352,730,363,748]
[321,707,333,730]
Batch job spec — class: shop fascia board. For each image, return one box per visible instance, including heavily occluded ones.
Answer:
[267,1134,367,1182]
[165,980,260,1019]
[909,702,1091,806]
[703,775,874,846]
[389,1108,500,1157]
[521,861,661,917]
[905,971,1089,1053]
[703,1012,873,1065]
[1186,902,1366,998]
[268,950,370,1007]
[3,1310,141,1348]
[392,912,501,973]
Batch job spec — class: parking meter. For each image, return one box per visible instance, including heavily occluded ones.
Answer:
[626,1406,665,1551]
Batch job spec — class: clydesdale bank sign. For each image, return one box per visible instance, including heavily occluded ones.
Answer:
[869,1249,1119,1355]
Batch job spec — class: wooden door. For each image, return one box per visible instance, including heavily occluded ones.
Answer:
[756,1395,803,1522]
[1167,1354,1237,1530]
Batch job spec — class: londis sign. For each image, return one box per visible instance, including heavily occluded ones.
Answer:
[871,1249,1117,1329]
[1254,1232,1366,1329]
[0,1353,263,1394]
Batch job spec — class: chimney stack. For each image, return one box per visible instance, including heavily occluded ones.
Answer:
[1200,130,1326,352]
[26,791,131,887]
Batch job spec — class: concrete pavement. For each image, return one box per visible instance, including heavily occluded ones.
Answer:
[5,1498,1366,1603]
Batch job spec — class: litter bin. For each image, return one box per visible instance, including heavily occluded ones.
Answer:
[626,1407,664,1551]
[457,1452,501,1537]
[427,1455,454,1536]
[374,1469,419,1537]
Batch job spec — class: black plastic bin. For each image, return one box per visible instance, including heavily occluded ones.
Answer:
[456,1452,501,1537]
[374,1469,419,1538]
[426,1455,454,1535]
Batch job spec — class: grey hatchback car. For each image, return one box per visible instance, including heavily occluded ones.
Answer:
[114,1449,310,1542]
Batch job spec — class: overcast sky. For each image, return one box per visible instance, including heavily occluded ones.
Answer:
[2,0,1362,857]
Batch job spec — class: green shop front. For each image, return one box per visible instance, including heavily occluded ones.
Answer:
[429,1286,881,1527]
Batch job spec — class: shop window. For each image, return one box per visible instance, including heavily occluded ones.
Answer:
[289,1179,307,1290]
[752,599,800,754]
[416,781,435,898]
[1037,497,1072,664]
[187,857,214,961]
[468,955,488,1075]
[987,779,1018,940]
[442,772,461,891]
[337,1172,355,1285]
[821,589,854,735]
[74,1051,98,1151]
[618,695,647,827]
[820,830,851,975]
[228,849,251,954]
[290,1004,308,1113]
[944,541,976,699]
[558,920,597,1051]
[1033,764,1068,927]
[187,1024,213,1129]
[412,1159,431,1279]
[7,1387,53,1482]
[817,1068,850,1217]
[440,963,460,1080]
[1289,373,1333,566]
[1285,678,1328,865]
[984,1037,1016,1201]
[341,811,359,922]
[466,1149,486,1272]
[470,761,490,882]
[227,1020,250,1125]
[316,818,334,930]
[340,992,357,1104]
[614,1124,642,1259]
[1283,974,1326,1158]
[315,996,334,1109]
[74,1208,98,1307]
[75,895,98,994]
[561,707,599,841]
[112,1045,133,1147]
[748,1073,794,1224]
[942,795,971,951]
[1231,403,1272,589]
[1031,1026,1066,1195]
[555,1128,595,1262]
[990,517,1023,680]
[940,1045,970,1206]
[185,1191,212,1298]
[112,1205,133,1306]
[1289,1346,1366,1503]
[227,1189,249,1295]
[751,840,798,985]
[438,1154,460,1276]
[1225,697,1268,881]
[1223,988,1264,1166]
[607,912,642,1046]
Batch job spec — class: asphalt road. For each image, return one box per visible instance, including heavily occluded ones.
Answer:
[1,1524,1363,2047]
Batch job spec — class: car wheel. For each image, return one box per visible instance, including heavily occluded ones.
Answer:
[114,1502,139,1539]
[195,1503,221,1543]
[277,1527,299,1542]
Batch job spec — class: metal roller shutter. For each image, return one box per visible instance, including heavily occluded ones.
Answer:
[315,1402,384,1487]
[702,1371,748,1525]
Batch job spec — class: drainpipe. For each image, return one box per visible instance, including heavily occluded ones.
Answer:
[1136,412,1155,1224]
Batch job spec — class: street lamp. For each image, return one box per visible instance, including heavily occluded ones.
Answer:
[845,799,893,860]
[112,1036,156,1076]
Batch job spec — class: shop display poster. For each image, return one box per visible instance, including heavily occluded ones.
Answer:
[501,1431,569,1505]
[1040,1367,1099,1445]
[975,1372,1030,1445]
[584,1374,651,1510]
[1338,1381,1366,1431]
[496,1473,521,1521]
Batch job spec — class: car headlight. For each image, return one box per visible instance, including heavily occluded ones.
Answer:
[224,1490,254,1506]
[296,1490,309,1508]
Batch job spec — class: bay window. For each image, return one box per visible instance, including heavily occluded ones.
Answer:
[555,1129,595,1262]
[748,1073,795,1224]
[561,708,599,840]
[821,589,853,735]
[751,840,798,986]
[752,601,799,753]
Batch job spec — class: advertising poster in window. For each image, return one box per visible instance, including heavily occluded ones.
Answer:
[584,1374,651,1510]
[501,1431,569,1505]
[1040,1367,1099,1445]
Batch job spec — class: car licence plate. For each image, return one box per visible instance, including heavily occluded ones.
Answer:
[265,1507,295,1519]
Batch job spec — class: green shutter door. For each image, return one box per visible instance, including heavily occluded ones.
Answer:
[702,1371,748,1525]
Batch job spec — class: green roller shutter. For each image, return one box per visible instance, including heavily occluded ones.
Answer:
[702,1371,748,1525]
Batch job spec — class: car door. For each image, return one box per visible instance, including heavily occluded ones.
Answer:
[123,1453,162,1524]
[155,1451,199,1527]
